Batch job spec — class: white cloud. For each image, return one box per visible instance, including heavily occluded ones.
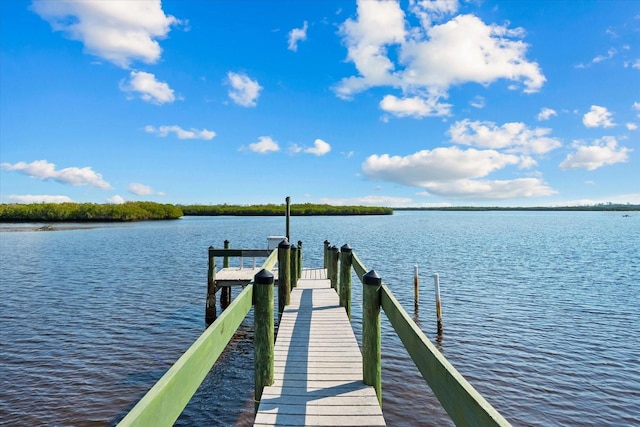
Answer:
[107,195,125,204]
[31,0,181,68]
[560,137,631,171]
[8,194,74,203]
[418,178,557,199]
[361,146,558,200]
[248,136,280,154]
[1,160,112,189]
[470,96,485,109]
[288,21,308,51]
[592,48,616,64]
[335,2,545,109]
[307,139,331,156]
[380,93,452,118]
[583,105,615,128]
[632,59,640,69]
[120,71,175,104]
[145,125,215,140]
[448,119,562,155]
[362,146,520,185]
[319,195,414,206]
[633,102,640,118]
[227,72,262,107]
[537,107,557,121]
[128,182,164,196]
[626,123,638,131]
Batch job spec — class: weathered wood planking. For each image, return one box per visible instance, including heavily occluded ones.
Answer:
[254,275,386,426]
[215,267,324,287]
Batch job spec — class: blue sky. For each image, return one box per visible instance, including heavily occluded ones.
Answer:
[1,0,639,207]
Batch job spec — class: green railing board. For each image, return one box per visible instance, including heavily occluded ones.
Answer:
[380,285,511,427]
[351,252,367,283]
[261,248,279,272]
[117,284,255,427]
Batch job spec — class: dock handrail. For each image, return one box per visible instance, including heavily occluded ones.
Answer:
[117,248,278,427]
[333,244,511,427]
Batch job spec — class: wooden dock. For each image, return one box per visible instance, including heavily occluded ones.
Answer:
[253,268,386,426]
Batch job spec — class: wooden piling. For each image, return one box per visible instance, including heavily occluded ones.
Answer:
[277,239,291,318]
[221,240,231,309]
[329,245,339,292]
[206,246,217,324]
[414,265,419,309]
[297,240,303,280]
[339,244,353,319]
[434,273,443,335]
[363,270,382,404]
[285,196,291,242]
[254,269,274,411]
[323,240,330,268]
[290,243,298,289]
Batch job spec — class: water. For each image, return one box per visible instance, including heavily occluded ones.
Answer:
[1,212,638,426]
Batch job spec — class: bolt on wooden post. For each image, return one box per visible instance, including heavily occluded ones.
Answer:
[254,269,274,411]
[205,246,217,324]
[339,244,353,319]
[329,245,340,292]
[363,269,382,404]
[277,239,291,318]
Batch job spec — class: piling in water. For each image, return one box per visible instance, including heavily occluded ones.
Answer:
[206,246,217,324]
[254,269,274,411]
[339,244,353,319]
[277,239,291,319]
[221,240,231,310]
[434,273,443,336]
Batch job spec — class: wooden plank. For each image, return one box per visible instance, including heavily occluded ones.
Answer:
[118,285,254,427]
[254,277,385,426]
[380,285,510,427]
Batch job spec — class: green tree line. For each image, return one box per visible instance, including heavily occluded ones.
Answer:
[0,202,392,222]
[0,202,183,222]
[179,203,393,216]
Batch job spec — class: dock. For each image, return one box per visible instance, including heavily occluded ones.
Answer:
[254,268,385,426]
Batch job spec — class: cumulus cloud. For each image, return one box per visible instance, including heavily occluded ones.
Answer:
[31,0,181,68]
[537,107,557,121]
[248,136,280,154]
[291,139,332,156]
[107,195,125,204]
[120,71,175,104]
[145,125,215,140]
[626,123,638,131]
[227,72,262,107]
[288,21,308,51]
[448,119,562,155]
[8,194,74,203]
[633,102,640,118]
[380,93,452,118]
[361,145,557,200]
[583,105,615,128]
[128,182,164,196]
[560,137,631,171]
[335,1,545,116]
[1,160,112,189]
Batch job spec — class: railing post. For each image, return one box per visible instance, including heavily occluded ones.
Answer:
[285,196,291,242]
[297,240,303,280]
[329,245,339,292]
[254,269,274,411]
[339,244,353,319]
[363,269,382,404]
[323,240,330,269]
[290,243,298,289]
[206,246,217,324]
[221,240,231,310]
[277,239,291,318]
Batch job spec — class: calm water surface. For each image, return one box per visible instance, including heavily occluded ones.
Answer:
[1,212,638,426]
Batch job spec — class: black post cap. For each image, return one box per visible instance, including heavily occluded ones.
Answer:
[340,243,352,253]
[330,245,339,252]
[363,269,382,286]
[290,244,298,251]
[255,269,274,285]
[278,238,290,248]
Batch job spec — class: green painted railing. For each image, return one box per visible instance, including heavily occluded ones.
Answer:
[117,248,278,426]
[333,244,511,427]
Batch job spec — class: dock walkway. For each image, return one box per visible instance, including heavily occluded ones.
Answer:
[253,268,386,426]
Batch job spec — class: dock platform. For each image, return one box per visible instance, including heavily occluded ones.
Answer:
[253,268,386,426]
